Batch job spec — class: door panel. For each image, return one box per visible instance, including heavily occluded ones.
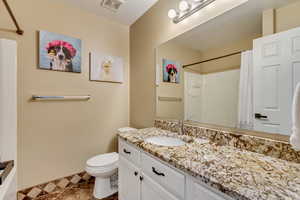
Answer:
[292,62,300,92]
[262,65,279,110]
[262,41,280,58]
[119,157,140,200]
[292,36,300,53]
[290,29,300,95]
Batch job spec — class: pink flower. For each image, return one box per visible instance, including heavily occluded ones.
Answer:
[166,64,177,72]
[46,40,77,58]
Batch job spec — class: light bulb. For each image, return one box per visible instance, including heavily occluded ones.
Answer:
[207,3,215,9]
[168,9,177,19]
[179,0,190,12]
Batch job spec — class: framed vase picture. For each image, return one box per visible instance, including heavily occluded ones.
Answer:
[39,30,82,73]
[89,52,124,83]
[163,58,180,83]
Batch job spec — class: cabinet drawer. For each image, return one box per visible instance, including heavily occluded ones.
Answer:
[141,153,185,200]
[141,173,180,200]
[119,139,140,166]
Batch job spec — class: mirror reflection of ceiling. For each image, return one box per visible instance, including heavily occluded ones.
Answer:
[172,0,298,52]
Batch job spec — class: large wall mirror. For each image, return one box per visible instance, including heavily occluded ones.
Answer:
[156,0,300,137]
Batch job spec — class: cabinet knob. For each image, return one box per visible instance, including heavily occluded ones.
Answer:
[139,176,144,181]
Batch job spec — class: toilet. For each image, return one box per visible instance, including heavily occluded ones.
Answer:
[86,152,119,199]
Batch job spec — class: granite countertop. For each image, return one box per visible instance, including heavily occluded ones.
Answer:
[118,127,300,200]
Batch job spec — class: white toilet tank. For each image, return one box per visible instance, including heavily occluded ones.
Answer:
[118,127,137,133]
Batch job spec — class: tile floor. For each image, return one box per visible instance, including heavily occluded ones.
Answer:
[35,183,117,200]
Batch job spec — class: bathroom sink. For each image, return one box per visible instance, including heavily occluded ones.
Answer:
[145,136,186,147]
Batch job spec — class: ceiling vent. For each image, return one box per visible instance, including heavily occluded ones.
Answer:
[101,0,125,12]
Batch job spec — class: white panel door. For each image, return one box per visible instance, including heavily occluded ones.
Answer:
[253,27,300,135]
[141,174,179,200]
[0,39,17,162]
[184,72,202,122]
[118,157,140,200]
[0,39,17,200]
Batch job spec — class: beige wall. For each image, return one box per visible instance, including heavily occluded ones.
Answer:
[189,34,260,74]
[0,0,129,189]
[156,42,201,119]
[263,1,300,35]
[276,1,300,33]
[130,0,248,128]
[262,9,275,36]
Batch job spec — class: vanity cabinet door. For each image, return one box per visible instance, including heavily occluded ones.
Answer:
[141,173,180,200]
[119,157,140,200]
[186,178,231,200]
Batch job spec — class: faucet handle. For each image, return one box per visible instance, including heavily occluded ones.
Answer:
[0,162,5,170]
[178,120,184,134]
[0,155,4,170]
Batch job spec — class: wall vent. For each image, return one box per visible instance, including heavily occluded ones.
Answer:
[101,0,125,12]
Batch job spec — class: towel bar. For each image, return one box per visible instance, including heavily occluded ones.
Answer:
[158,96,182,102]
[31,95,91,101]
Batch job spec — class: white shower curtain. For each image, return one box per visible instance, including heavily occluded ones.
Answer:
[237,50,254,130]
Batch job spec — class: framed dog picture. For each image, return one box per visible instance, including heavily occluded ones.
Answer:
[163,58,180,83]
[39,30,82,73]
[89,52,124,83]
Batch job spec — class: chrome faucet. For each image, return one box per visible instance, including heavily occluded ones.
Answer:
[0,156,4,170]
[0,162,5,170]
[178,120,184,135]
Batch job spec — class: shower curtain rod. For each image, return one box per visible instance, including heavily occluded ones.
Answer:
[2,0,23,35]
[183,50,244,68]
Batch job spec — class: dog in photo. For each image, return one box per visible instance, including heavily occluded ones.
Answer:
[166,64,178,83]
[46,40,77,72]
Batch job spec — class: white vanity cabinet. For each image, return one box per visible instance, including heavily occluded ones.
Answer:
[118,139,231,200]
[119,157,140,200]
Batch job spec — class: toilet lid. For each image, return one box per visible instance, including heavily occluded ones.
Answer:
[87,152,118,167]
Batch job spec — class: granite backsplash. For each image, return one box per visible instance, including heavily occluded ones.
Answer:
[154,119,300,163]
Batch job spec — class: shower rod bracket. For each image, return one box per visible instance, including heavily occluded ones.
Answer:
[2,0,24,35]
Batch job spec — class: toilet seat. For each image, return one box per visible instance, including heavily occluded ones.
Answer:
[86,164,117,175]
[85,152,119,199]
[87,152,118,168]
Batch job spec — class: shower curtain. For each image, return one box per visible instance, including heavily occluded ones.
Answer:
[237,50,254,130]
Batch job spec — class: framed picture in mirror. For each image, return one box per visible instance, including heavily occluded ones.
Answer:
[162,59,180,84]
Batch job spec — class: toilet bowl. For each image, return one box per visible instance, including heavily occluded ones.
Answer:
[86,152,118,199]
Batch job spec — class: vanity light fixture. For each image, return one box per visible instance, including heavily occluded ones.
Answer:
[168,9,178,19]
[179,0,191,12]
[168,0,216,24]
